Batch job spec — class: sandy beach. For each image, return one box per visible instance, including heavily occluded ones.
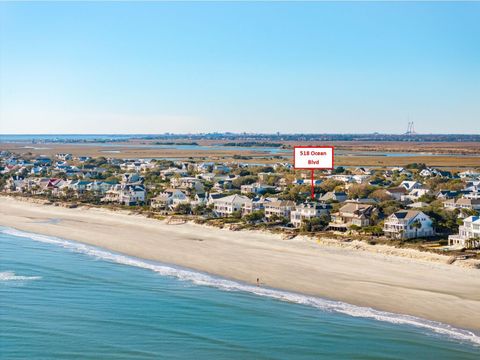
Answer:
[1,196,479,332]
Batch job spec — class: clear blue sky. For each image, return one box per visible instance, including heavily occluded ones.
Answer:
[0,1,478,134]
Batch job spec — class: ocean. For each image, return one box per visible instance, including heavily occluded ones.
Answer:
[1,227,478,359]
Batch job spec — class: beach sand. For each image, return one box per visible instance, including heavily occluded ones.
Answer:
[1,196,479,332]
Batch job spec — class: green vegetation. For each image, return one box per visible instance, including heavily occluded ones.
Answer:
[244,210,265,223]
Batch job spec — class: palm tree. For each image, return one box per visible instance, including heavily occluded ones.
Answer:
[412,220,422,239]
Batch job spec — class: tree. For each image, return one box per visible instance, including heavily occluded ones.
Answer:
[244,210,265,223]
[379,200,403,216]
[424,207,459,235]
[105,176,120,183]
[362,225,384,236]
[319,179,343,193]
[369,189,392,202]
[278,185,309,202]
[232,176,256,189]
[192,204,206,216]
[348,184,374,199]
[231,210,242,219]
[269,214,289,225]
[236,169,251,177]
[405,163,426,170]
[63,187,75,200]
[265,175,280,186]
[417,194,436,204]
[258,166,274,173]
[460,208,479,217]
[174,203,191,215]
[300,216,329,232]
[411,220,422,238]
[349,224,361,232]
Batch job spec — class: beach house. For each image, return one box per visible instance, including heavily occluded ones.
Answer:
[242,197,270,215]
[264,200,296,220]
[443,198,480,211]
[151,189,189,210]
[170,176,205,194]
[328,203,377,230]
[383,210,434,239]
[290,202,331,228]
[448,216,480,249]
[86,181,116,195]
[212,194,250,217]
[102,184,146,206]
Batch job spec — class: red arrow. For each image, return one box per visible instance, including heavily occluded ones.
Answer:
[311,169,315,200]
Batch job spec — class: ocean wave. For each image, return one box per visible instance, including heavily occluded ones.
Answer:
[2,226,479,346]
[0,271,41,282]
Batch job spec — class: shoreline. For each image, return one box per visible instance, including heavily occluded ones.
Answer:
[1,196,480,333]
[3,226,480,346]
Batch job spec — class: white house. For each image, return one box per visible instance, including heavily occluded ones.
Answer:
[401,188,431,202]
[160,167,189,179]
[389,167,412,177]
[4,177,30,193]
[458,170,480,179]
[444,198,480,211]
[400,181,422,192]
[240,183,276,195]
[448,216,480,249]
[419,168,439,177]
[328,174,353,183]
[291,202,331,228]
[352,175,370,184]
[151,189,189,210]
[464,191,480,200]
[68,180,92,194]
[102,184,146,206]
[383,210,434,239]
[353,167,372,175]
[385,187,407,201]
[86,181,116,194]
[55,153,73,161]
[170,177,205,193]
[242,197,270,215]
[121,173,144,185]
[264,200,296,220]
[212,194,250,217]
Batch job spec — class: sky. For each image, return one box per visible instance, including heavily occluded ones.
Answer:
[0,1,479,134]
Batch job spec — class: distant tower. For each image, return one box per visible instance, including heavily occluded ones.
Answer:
[405,121,416,135]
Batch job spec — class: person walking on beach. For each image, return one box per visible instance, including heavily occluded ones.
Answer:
[256,277,260,286]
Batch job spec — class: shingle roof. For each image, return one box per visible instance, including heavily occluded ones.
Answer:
[392,210,420,220]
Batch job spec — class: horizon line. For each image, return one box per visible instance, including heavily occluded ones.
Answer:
[1,132,479,136]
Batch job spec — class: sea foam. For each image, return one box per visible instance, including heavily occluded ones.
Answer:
[0,271,41,282]
[2,226,479,346]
